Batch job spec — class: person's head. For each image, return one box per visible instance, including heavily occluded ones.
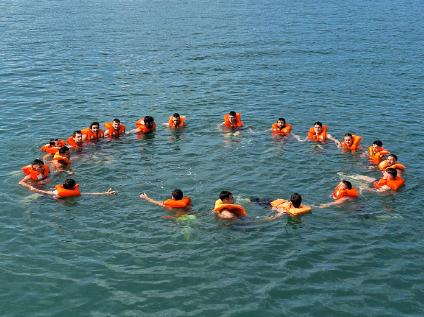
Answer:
[171,189,184,200]
[372,140,383,150]
[277,118,286,128]
[343,133,353,146]
[339,180,353,190]
[172,113,181,126]
[290,193,302,208]
[72,130,83,143]
[143,116,155,128]
[387,154,398,165]
[219,190,234,203]
[63,178,76,190]
[49,138,61,146]
[90,122,100,133]
[228,111,237,124]
[313,121,323,134]
[385,168,397,180]
[31,159,44,171]
[58,146,70,156]
[112,118,121,130]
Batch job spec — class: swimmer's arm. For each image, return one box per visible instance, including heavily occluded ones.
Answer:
[42,153,53,161]
[326,134,340,146]
[82,188,117,196]
[292,134,304,142]
[127,128,141,134]
[18,176,33,190]
[319,197,351,208]
[139,193,165,207]
[29,186,55,196]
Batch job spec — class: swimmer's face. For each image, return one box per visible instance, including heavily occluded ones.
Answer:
[53,139,61,146]
[344,136,353,146]
[112,121,120,130]
[146,120,154,128]
[223,195,234,204]
[314,124,322,134]
[32,164,44,172]
[172,117,180,126]
[372,144,379,152]
[338,181,347,190]
[91,125,99,133]
[277,120,285,128]
[387,156,396,165]
[73,133,82,143]
[229,115,236,124]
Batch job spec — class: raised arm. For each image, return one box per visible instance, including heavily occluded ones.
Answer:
[139,193,165,207]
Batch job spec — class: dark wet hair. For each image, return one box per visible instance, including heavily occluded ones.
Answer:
[344,133,353,138]
[171,189,184,200]
[32,159,44,166]
[278,118,286,123]
[72,130,82,137]
[386,168,397,178]
[341,180,353,189]
[290,193,302,208]
[173,113,180,118]
[144,116,154,123]
[313,121,322,127]
[388,154,397,161]
[373,140,383,147]
[90,122,100,129]
[58,146,70,154]
[229,111,237,117]
[113,118,121,123]
[219,191,233,201]
[49,138,59,146]
[63,178,76,190]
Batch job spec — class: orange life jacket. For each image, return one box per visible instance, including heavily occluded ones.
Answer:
[368,146,390,164]
[223,113,244,129]
[40,140,66,154]
[81,127,104,142]
[307,125,328,142]
[214,202,247,218]
[163,196,191,208]
[168,115,186,128]
[373,176,405,191]
[270,199,312,217]
[135,119,156,134]
[331,185,359,200]
[53,152,71,165]
[55,184,81,198]
[271,123,292,135]
[66,136,83,149]
[378,160,406,172]
[341,135,362,152]
[22,164,50,181]
[104,122,126,137]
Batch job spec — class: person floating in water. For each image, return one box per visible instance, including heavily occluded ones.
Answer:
[81,122,105,143]
[40,138,66,155]
[378,154,405,176]
[293,121,337,144]
[104,118,126,138]
[164,113,186,129]
[129,116,157,134]
[362,139,390,165]
[139,189,192,218]
[268,193,312,219]
[66,130,84,151]
[350,168,405,192]
[28,178,117,199]
[271,117,292,136]
[220,111,244,130]
[319,180,359,208]
[333,133,362,153]
[19,159,50,191]
[51,146,73,174]
[213,190,247,220]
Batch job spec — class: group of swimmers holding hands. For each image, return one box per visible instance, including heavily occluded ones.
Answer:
[19,111,406,221]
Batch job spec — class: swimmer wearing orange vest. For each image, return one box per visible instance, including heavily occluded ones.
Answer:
[294,121,336,144]
[364,140,390,165]
[81,122,105,142]
[40,139,66,155]
[66,130,84,151]
[213,191,247,220]
[372,168,405,192]
[52,146,73,173]
[271,117,292,135]
[28,178,117,199]
[378,154,405,176]
[104,118,126,138]
[220,111,244,130]
[19,159,51,191]
[268,193,312,219]
[129,116,157,134]
[164,113,186,129]
[335,133,362,153]
[319,180,359,208]
[139,189,192,217]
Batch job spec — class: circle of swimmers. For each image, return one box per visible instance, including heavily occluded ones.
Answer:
[19,111,406,221]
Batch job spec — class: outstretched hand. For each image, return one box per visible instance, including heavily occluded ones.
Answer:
[106,188,117,195]
[139,192,149,200]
